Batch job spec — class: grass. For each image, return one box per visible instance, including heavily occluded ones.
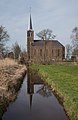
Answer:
[31,64,78,120]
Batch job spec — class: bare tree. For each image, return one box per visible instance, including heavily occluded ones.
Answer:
[66,44,72,60]
[71,27,78,56]
[37,29,56,63]
[12,42,21,60]
[37,29,56,40]
[0,26,9,54]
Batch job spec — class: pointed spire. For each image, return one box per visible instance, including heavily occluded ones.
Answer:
[29,7,33,30]
[30,14,32,30]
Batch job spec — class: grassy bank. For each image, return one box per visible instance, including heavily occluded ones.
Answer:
[31,64,78,120]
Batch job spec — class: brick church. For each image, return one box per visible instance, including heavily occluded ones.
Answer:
[27,14,65,63]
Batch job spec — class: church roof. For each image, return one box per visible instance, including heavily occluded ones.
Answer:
[32,40,64,47]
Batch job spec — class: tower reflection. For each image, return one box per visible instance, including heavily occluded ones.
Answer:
[27,67,34,109]
[27,67,52,110]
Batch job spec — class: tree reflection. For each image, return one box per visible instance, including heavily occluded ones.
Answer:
[36,85,52,97]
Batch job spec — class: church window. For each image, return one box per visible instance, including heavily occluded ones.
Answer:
[63,53,65,59]
[34,49,36,55]
[27,31,32,37]
[40,49,42,56]
[52,49,54,56]
[46,49,48,56]
[58,49,60,56]
[29,32,32,37]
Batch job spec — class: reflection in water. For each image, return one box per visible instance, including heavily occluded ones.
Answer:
[2,68,69,120]
[27,68,52,110]
[36,86,52,97]
[27,68,44,110]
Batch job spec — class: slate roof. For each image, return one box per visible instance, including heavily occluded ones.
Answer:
[32,40,64,47]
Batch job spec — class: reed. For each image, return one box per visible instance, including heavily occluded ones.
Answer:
[0,58,17,68]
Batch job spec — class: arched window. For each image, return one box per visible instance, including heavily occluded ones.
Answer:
[58,49,60,56]
[30,32,32,37]
[46,49,48,56]
[52,49,54,56]
[40,49,42,56]
[34,49,36,55]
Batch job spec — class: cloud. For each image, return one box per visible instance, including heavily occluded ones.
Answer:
[0,0,78,49]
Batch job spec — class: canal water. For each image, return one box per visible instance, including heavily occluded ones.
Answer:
[2,69,69,120]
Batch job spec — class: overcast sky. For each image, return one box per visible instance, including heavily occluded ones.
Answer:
[0,0,78,50]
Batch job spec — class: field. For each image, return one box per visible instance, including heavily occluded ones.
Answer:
[31,64,78,120]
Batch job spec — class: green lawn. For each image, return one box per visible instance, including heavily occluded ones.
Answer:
[31,64,78,120]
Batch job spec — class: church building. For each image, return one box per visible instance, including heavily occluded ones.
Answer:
[27,14,65,63]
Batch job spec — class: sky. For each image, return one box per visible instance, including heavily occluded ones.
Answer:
[0,0,78,51]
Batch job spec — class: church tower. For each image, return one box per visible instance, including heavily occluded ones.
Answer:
[27,14,34,61]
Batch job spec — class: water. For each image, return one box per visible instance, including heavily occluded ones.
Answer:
[2,70,69,120]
